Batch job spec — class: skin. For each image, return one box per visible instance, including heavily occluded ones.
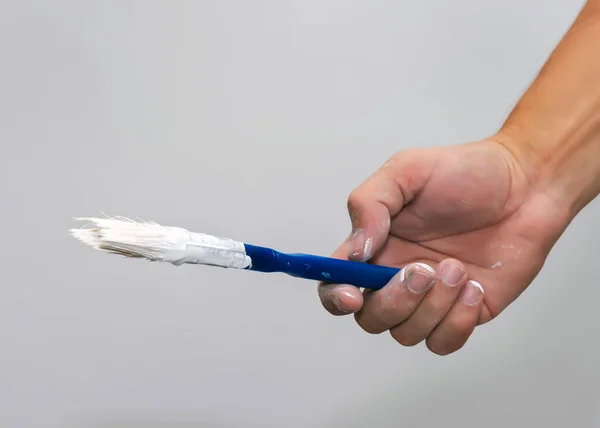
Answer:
[318,0,600,355]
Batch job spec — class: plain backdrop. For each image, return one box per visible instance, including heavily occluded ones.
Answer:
[1,1,598,427]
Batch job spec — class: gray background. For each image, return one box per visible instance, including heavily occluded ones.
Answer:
[1,1,598,427]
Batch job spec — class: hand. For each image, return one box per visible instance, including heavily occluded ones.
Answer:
[318,137,570,355]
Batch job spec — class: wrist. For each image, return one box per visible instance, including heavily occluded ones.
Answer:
[493,125,600,219]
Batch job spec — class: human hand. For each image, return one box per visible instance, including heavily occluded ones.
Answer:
[318,137,570,355]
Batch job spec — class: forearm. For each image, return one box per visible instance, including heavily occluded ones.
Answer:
[497,0,600,216]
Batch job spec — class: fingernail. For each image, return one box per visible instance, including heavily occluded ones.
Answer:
[462,280,484,306]
[348,229,365,259]
[333,290,358,313]
[400,263,435,294]
[441,263,465,287]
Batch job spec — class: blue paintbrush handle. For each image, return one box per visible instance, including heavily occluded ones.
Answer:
[243,244,401,290]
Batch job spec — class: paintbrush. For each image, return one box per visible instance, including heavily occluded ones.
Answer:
[69,216,401,290]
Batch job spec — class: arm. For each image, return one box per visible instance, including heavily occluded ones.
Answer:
[498,0,600,216]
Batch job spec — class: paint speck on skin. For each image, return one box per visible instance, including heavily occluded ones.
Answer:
[362,237,373,261]
[490,243,523,269]
[321,272,331,279]
[501,244,521,259]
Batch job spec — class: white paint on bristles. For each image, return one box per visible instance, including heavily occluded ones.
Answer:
[69,216,251,269]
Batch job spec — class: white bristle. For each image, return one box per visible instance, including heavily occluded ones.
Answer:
[69,216,252,269]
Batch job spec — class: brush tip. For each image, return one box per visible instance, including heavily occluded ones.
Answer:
[69,215,252,269]
[68,216,179,260]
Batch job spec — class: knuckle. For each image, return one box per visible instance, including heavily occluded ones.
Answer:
[376,288,397,309]
[376,297,411,323]
[445,315,474,337]
[347,191,362,214]
[453,322,472,338]
[359,323,384,335]
[390,328,422,347]
[426,338,462,356]
[427,342,453,356]
[354,313,385,335]
[426,299,445,314]
[426,320,473,355]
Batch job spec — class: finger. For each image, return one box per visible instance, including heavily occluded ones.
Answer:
[426,280,485,355]
[317,240,363,315]
[354,262,436,334]
[318,282,364,315]
[390,258,468,346]
[346,162,405,262]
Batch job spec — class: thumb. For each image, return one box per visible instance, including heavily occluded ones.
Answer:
[346,152,425,261]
